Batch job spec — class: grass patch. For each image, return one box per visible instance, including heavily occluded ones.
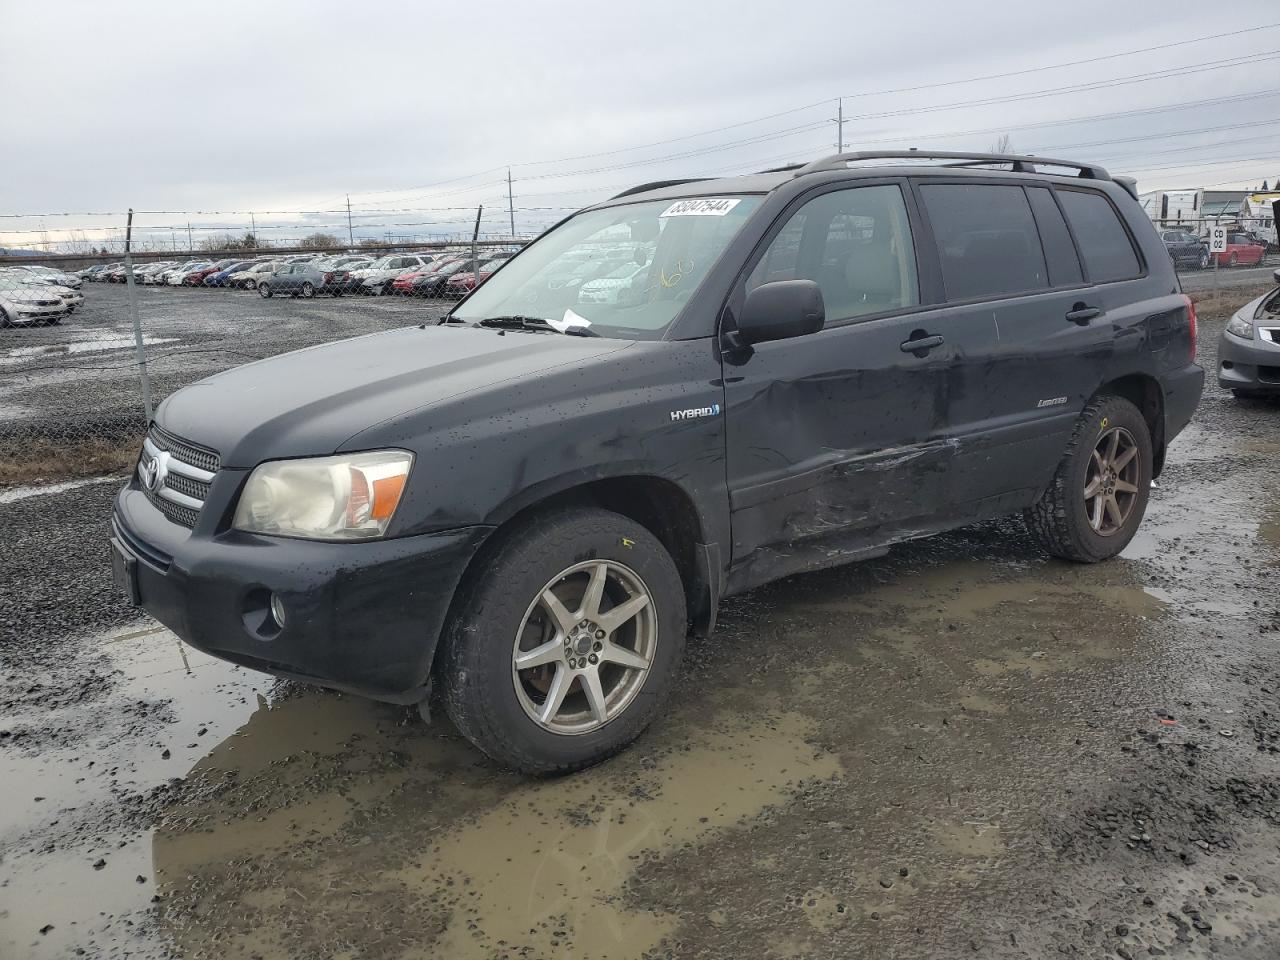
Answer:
[0,437,139,487]
[1188,283,1275,319]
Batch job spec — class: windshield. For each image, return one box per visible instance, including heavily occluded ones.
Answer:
[451,195,760,339]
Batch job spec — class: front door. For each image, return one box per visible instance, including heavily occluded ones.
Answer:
[720,181,954,590]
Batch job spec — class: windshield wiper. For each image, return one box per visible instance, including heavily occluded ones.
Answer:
[476,315,598,337]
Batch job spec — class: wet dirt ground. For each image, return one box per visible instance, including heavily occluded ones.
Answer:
[2,295,1279,959]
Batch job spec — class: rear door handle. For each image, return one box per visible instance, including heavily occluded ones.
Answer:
[1066,304,1102,325]
[900,334,944,354]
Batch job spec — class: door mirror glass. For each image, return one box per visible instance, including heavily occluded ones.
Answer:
[737,279,825,345]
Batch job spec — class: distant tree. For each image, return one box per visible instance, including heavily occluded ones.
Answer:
[299,232,341,249]
[990,133,1014,154]
[357,238,385,249]
[1262,180,1270,191]
[199,235,232,252]
[237,232,260,249]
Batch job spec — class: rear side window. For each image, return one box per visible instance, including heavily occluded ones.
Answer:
[919,183,1048,301]
[747,184,919,322]
[1026,187,1082,287]
[1056,189,1142,283]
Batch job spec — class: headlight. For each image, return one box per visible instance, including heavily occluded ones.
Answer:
[233,450,413,540]
[1226,312,1254,339]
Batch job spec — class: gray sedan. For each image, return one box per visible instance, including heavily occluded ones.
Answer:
[1218,269,1280,398]
[258,262,344,299]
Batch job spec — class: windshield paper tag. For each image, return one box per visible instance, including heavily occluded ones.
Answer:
[659,198,741,218]
[547,307,592,333]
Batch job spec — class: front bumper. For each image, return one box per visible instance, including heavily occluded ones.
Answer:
[111,483,491,703]
[1218,329,1280,393]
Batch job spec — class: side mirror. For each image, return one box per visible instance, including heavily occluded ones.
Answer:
[735,279,825,345]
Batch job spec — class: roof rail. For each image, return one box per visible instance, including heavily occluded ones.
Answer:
[610,178,711,200]
[756,162,807,174]
[793,150,1110,182]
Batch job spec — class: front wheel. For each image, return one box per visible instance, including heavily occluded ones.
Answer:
[438,507,686,774]
[300,282,315,298]
[1024,395,1152,563]
[1227,252,1238,267]
[246,279,257,290]
[259,284,272,298]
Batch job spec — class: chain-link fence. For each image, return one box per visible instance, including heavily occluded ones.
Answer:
[0,227,525,482]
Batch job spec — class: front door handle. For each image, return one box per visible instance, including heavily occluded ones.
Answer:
[1066,304,1102,325]
[900,333,944,354]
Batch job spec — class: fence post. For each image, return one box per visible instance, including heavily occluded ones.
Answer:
[470,205,483,288]
[123,209,153,422]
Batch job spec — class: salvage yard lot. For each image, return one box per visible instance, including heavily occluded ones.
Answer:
[0,283,449,464]
[1,290,1279,959]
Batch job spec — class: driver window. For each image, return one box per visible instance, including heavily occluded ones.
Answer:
[747,184,919,322]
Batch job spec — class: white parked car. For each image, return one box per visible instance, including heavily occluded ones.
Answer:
[0,288,68,326]
[226,260,277,289]
[353,254,441,295]
[139,262,177,284]
[15,264,82,289]
[166,261,211,286]
[576,259,652,305]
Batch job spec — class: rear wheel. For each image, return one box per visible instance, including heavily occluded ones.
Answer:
[0,308,11,328]
[259,284,272,298]
[246,279,257,290]
[301,282,315,298]
[1024,395,1152,563]
[1228,252,1238,267]
[438,506,686,774]
[1197,249,1210,270]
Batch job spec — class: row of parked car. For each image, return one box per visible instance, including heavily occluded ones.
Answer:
[1160,229,1270,269]
[77,249,522,300]
[0,263,86,326]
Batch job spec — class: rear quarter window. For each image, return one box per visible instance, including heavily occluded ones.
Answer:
[918,183,1049,301]
[1056,189,1142,283]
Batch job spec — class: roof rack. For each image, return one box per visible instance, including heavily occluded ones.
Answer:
[793,150,1110,182]
[610,178,711,200]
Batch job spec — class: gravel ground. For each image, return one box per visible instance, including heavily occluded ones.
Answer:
[1,289,1278,959]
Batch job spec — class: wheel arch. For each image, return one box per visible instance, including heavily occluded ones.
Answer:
[1096,373,1166,478]
[431,473,719,687]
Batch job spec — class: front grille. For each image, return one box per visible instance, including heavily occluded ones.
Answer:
[139,425,220,528]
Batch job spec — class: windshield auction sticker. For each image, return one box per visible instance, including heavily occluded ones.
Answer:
[659,198,742,217]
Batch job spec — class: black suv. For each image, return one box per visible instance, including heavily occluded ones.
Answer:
[1159,228,1209,270]
[111,151,1203,773]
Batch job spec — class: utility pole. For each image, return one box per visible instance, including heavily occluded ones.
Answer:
[507,168,516,240]
[836,97,844,152]
[187,221,193,252]
[250,211,257,243]
[346,194,354,248]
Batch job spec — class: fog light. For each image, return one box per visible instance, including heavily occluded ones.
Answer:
[270,593,287,629]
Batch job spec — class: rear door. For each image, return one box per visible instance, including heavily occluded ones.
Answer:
[907,179,1118,511]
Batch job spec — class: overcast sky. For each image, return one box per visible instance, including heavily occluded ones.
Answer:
[3,0,1279,250]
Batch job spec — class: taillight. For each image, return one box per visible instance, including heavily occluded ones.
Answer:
[325,272,334,283]
[1183,294,1197,361]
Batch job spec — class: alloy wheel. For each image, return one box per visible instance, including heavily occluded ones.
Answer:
[511,559,657,735]
[1084,426,1141,536]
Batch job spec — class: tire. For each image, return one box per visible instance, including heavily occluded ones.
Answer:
[0,308,10,328]
[259,284,272,298]
[1024,395,1153,563]
[1228,253,1238,267]
[438,506,687,775]
[301,282,315,298]
[1197,250,1209,270]
[380,280,393,296]
[246,279,257,290]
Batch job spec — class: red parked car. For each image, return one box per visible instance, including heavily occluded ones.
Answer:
[1211,232,1267,267]
[182,259,238,286]
[444,257,512,297]
[390,256,464,296]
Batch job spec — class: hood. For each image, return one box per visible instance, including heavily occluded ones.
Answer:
[156,324,629,468]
